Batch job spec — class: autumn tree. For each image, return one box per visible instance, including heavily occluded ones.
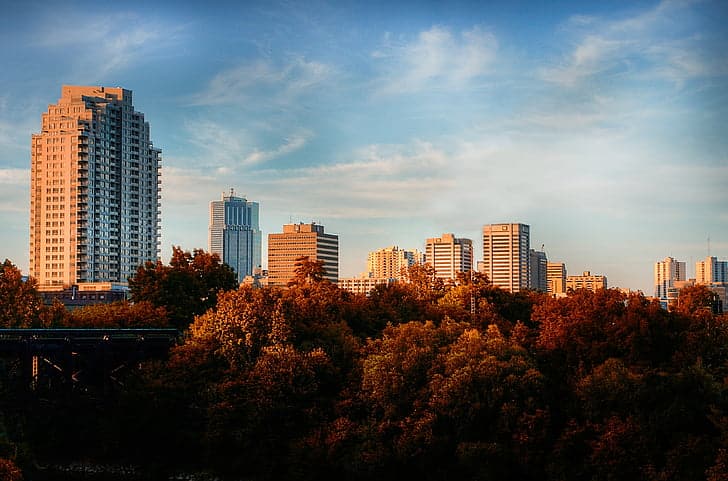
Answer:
[129,246,237,329]
[63,300,169,328]
[0,259,44,328]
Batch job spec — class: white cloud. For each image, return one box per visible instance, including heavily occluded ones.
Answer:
[252,140,455,219]
[373,26,498,95]
[191,57,335,107]
[243,132,311,165]
[33,13,184,78]
[0,168,29,185]
[543,0,725,88]
[183,119,311,169]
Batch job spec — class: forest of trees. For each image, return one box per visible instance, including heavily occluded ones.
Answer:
[1,252,728,480]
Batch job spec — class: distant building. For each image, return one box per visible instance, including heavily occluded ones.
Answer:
[547,262,567,296]
[529,249,548,292]
[481,223,530,292]
[695,256,728,286]
[30,86,161,290]
[338,276,396,296]
[566,271,607,292]
[654,257,686,307]
[267,222,338,286]
[425,233,473,281]
[39,282,128,310]
[209,190,261,283]
[367,246,424,280]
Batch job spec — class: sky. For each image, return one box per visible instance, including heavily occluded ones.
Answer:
[1,0,727,295]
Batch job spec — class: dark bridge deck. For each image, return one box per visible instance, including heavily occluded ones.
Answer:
[0,328,180,393]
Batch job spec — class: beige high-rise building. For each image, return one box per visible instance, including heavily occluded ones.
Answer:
[695,256,728,286]
[30,86,161,289]
[654,257,686,302]
[367,246,424,280]
[424,233,473,281]
[482,223,530,292]
[547,262,567,295]
[566,271,607,292]
[267,222,338,286]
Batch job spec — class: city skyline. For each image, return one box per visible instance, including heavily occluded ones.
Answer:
[1,0,727,295]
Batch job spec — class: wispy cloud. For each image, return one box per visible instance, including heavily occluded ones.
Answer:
[183,119,311,169]
[372,26,498,95]
[253,140,454,218]
[0,168,29,185]
[190,57,335,107]
[33,13,184,78]
[543,0,726,88]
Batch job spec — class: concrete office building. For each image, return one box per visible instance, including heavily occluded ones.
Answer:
[30,86,161,289]
[367,246,424,280]
[547,262,567,296]
[482,223,530,292]
[267,222,338,286]
[425,233,473,281]
[566,271,607,292]
[338,276,396,296]
[654,257,686,304]
[209,190,261,283]
[695,256,728,286]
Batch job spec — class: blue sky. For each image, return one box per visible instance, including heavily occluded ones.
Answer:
[1,0,726,294]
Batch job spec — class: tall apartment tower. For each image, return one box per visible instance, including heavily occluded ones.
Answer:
[209,190,261,283]
[547,262,567,295]
[30,86,161,289]
[482,223,530,292]
[424,233,473,281]
[267,222,338,286]
[654,257,686,299]
[529,249,548,291]
[367,246,424,279]
[695,256,728,285]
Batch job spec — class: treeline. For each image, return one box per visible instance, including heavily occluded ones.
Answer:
[1,253,728,480]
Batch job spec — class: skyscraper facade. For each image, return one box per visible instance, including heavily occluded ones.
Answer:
[209,190,261,283]
[30,86,161,289]
[367,245,424,279]
[654,257,686,301]
[424,233,473,281]
[267,223,338,286]
[481,223,530,292]
[529,249,548,292]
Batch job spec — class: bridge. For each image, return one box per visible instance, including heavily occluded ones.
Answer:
[0,329,179,394]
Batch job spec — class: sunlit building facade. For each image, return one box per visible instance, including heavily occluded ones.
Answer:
[30,86,161,289]
[481,223,530,292]
[566,271,607,292]
[654,257,686,305]
[367,245,424,280]
[209,190,261,283]
[547,261,567,296]
[695,256,728,286]
[267,222,338,286]
[425,233,473,281]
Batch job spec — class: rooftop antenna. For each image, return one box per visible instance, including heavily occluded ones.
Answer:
[230,187,235,197]
[708,235,711,257]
